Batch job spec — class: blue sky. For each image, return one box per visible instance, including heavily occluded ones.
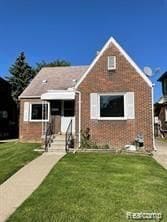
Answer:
[0,0,167,101]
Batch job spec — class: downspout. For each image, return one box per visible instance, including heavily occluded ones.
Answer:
[75,90,81,148]
[152,84,157,151]
[42,100,44,138]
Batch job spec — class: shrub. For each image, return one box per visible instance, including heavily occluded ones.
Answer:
[80,129,110,149]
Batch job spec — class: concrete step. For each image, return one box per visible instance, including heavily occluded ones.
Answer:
[52,141,65,146]
[44,134,72,153]
[53,139,65,143]
[52,134,66,146]
[54,135,66,140]
[47,149,66,153]
[47,145,66,152]
[50,144,65,149]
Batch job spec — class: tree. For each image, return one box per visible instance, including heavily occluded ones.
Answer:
[6,52,35,103]
[6,54,70,102]
[34,59,70,73]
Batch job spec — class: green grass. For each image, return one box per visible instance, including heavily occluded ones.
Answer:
[0,142,41,184]
[7,153,167,222]
[156,137,167,143]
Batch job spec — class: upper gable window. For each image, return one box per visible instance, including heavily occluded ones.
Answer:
[108,56,116,70]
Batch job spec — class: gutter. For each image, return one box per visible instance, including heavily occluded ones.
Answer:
[152,84,157,151]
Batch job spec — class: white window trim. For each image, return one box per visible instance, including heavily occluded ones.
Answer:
[97,92,127,120]
[108,56,116,70]
[165,107,167,122]
[29,102,50,122]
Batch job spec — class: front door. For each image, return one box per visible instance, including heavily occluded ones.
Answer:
[50,100,61,134]
[50,100,75,134]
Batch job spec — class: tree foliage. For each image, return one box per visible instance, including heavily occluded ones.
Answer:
[34,59,70,73]
[6,53,70,103]
[6,52,35,103]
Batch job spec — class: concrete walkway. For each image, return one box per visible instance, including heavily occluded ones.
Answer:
[0,152,65,222]
[153,139,167,169]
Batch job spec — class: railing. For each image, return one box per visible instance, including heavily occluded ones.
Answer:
[159,126,167,138]
[65,119,73,153]
[44,116,55,152]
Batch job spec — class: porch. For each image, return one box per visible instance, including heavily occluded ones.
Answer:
[39,90,79,152]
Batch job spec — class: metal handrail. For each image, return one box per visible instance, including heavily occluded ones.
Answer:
[44,116,55,152]
[65,119,72,153]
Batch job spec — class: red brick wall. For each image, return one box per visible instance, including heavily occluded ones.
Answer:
[78,43,153,151]
[19,98,43,142]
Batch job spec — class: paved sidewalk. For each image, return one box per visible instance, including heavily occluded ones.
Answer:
[153,139,167,169]
[0,152,65,222]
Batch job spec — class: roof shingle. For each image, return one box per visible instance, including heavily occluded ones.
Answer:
[19,66,89,98]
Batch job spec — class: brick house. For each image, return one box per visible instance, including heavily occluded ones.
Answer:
[19,37,154,151]
[154,72,167,137]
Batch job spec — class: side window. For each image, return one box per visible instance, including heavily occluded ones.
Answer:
[30,103,49,121]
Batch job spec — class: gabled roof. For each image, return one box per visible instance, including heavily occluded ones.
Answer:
[19,37,152,99]
[75,37,152,88]
[158,72,167,81]
[19,66,89,98]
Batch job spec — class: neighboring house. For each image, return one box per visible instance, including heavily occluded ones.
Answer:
[155,72,167,131]
[0,77,18,139]
[19,37,154,151]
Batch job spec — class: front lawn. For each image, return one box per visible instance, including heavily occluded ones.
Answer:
[0,142,41,184]
[156,137,167,143]
[8,153,167,222]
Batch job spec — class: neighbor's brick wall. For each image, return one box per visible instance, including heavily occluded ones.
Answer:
[19,98,43,143]
[78,43,153,151]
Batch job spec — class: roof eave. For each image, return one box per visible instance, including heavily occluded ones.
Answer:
[19,95,41,99]
[75,36,152,89]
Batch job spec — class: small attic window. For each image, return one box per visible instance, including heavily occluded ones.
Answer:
[108,56,116,70]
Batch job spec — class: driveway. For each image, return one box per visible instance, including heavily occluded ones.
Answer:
[153,139,167,169]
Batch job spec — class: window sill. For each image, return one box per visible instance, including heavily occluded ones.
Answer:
[98,117,127,121]
[29,120,49,122]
